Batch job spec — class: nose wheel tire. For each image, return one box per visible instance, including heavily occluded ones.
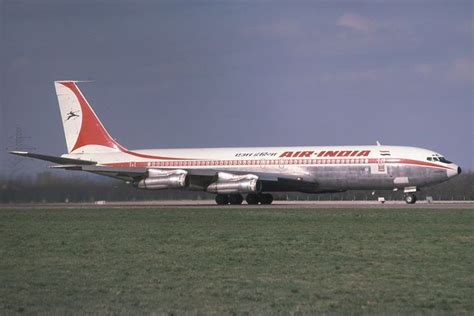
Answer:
[404,193,417,204]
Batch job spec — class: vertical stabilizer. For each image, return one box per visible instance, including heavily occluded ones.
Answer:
[54,81,126,154]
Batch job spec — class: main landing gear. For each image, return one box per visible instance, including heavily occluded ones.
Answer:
[215,193,273,205]
[246,193,273,205]
[215,194,243,205]
[404,193,417,204]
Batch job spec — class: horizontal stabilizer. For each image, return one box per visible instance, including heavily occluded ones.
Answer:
[9,151,96,165]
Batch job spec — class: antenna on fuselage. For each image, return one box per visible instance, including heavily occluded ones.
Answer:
[376,141,381,146]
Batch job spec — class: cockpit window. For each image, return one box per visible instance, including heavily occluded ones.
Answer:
[427,156,452,163]
[438,157,452,164]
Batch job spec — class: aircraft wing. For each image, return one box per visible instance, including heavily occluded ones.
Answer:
[9,151,96,165]
[48,165,291,182]
[50,164,148,182]
[8,151,143,182]
[49,164,318,188]
[12,150,319,189]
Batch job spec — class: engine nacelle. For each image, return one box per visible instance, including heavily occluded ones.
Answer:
[135,169,188,190]
[206,178,261,194]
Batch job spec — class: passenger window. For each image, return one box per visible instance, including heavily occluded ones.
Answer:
[427,157,432,161]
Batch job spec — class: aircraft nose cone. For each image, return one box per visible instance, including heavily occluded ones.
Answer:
[447,165,461,178]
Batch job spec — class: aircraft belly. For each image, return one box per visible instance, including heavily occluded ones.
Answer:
[311,166,377,190]
[387,165,448,187]
[193,164,449,193]
[312,165,448,191]
[253,165,448,192]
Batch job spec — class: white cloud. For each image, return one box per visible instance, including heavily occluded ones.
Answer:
[337,13,375,33]
[413,59,474,82]
[451,57,474,81]
[414,64,433,77]
[320,67,396,84]
[251,20,301,39]
[464,20,474,33]
[9,56,30,70]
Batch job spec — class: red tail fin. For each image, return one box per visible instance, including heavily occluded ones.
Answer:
[55,81,126,153]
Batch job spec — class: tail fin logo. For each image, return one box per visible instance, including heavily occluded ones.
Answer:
[65,110,80,121]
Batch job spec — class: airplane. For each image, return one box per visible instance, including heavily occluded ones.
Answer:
[10,81,462,205]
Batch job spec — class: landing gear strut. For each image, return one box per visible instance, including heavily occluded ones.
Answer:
[404,193,417,204]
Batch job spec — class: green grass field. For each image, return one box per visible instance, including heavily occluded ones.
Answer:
[0,207,472,314]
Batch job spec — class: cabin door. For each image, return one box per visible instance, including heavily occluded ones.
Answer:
[371,158,387,174]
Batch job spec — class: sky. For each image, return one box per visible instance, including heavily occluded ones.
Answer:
[1,0,473,178]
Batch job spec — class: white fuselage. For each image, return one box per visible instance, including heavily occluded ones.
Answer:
[64,144,459,192]
[12,81,462,204]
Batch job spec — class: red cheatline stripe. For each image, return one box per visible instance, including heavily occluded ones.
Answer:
[101,157,455,170]
[379,158,452,169]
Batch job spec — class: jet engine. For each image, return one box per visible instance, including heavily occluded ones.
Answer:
[135,169,188,190]
[206,172,261,194]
